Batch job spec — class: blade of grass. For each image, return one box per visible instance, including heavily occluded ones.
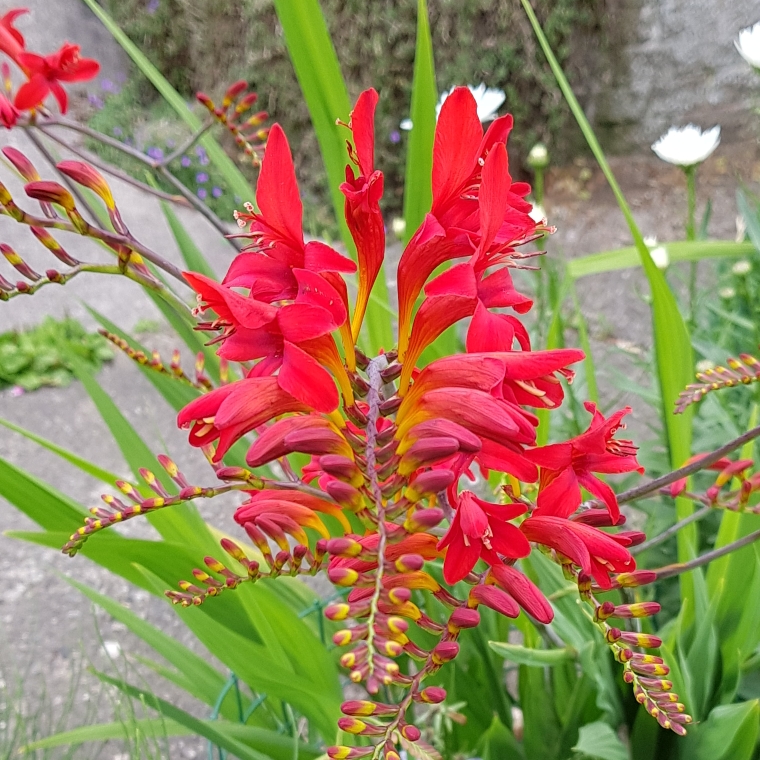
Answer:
[402,0,437,244]
[160,201,217,279]
[520,2,696,610]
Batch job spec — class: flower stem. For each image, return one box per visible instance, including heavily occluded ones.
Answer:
[684,165,698,327]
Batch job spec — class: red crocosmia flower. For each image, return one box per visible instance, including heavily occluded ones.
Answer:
[525,401,643,523]
[0,9,27,66]
[15,43,99,113]
[228,123,356,361]
[177,376,311,461]
[521,515,635,590]
[397,88,538,359]
[340,88,385,341]
[438,491,529,584]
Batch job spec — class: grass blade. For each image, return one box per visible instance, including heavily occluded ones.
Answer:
[402,0,437,243]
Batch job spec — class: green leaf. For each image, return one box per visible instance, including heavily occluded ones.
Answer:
[271,0,351,250]
[0,458,85,531]
[160,200,216,279]
[402,0,436,243]
[566,240,755,279]
[80,0,254,203]
[476,715,524,760]
[62,575,235,717]
[737,189,760,253]
[489,641,576,666]
[680,700,760,760]
[573,721,630,760]
[520,0,696,601]
[91,671,274,760]
[0,416,121,485]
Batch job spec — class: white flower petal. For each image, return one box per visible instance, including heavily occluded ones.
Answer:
[736,21,760,68]
[435,83,505,122]
[651,124,721,166]
[399,118,413,131]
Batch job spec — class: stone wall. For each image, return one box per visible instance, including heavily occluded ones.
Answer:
[592,0,759,151]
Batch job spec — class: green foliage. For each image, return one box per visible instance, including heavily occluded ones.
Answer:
[97,0,602,221]
[0,317,112,391]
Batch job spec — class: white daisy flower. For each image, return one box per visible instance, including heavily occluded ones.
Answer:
[400,83,505,131]
[736,21,760,69]
[651,125,721,167]
[732,260,752,276]
[644,236,669,269]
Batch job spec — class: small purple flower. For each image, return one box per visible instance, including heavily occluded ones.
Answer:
[196,172,209,183]
[212,186,223,198]
[166,139,176,148]
[146,146,164,160]
[390,130,401,144]
[198,154,210,166]
[112,126,123,137]
[197,187,208,200]
[180,155,192,168]
[195,145,207,158]
[88,94,104,109]
[146,0,160,14]
[9,385,24,397]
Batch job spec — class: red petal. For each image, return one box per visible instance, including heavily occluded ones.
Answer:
[256,123,303,247]
[466,303,517,353]
[277,302,338,343]
[476,142,510,254]
[457,492,489,539]
[303,240,356,273]
[423,262,477,299]
[488,561,553,623]
[217,327,281,362]
[350,88,378,177]
[476,439,538,482]
[534,466,582,518]
[432,87,482,211]
[278,341,338,413]
[49,81,67,113]
[13,74,49,110]
[293,268,347,326]
[58,57,99,82]
[489,520,531,559]
[440,529,481,585]
[184,272,277,329]
[477,268,533,313]
[222,253,295,300]
[577,471,620,524]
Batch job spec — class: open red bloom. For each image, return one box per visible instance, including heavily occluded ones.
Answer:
[438,491,530,584]
[340,88,385,341]
[0,9,26,66]
[15,43,99,113]
[525,401,643,523]
[521,514,635,590]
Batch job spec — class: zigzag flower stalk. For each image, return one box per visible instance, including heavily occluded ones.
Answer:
[56,86,692,749]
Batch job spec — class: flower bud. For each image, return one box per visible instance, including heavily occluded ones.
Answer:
[57,160,115,210]
[615,531,647,547]
[325,480,365,510]
[341,700,389,716]
[327,747,373,760]
[398,437,461,476]
[2,146,40,181]
[401,725,421,741]
[25,181,76,211]
[395,553,425,572]
[319,454,363,486]
[326,537,363,558]
[386,616,408,634]
[223,80,248,108]
[614,570,657,588]
[571,509,626,527]
[403,469,456,502]
[630,661,670,677]
[328,567,360,587]
[324,603,351,621]
[337,718,382,736]
[448,607,481,631]
[527,142,549,170]
[0,244,40,281]
[403,507,444,533]
[416,686,447,704]
[610,602,661,619]
[432,641,460,665]
[637,677,673,691]
[468,585,520,618]
[384,571,440,593]
[220,538,248,563]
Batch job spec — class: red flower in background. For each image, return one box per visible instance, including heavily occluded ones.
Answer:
[15,43,99,112]
[525,401,643,523]
[0,8,26,66]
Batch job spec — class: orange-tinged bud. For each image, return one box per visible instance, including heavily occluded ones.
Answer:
[384,751,401,760]
[403,469,456,502]
[0,244,40,281]
[469,585,520,618]
[319,454,364,486]
[326,537,363,557]
[336,717,369,735]
[341,700,378,716]
[448,607,480,630]
[196,92,214,110]
[395,553,425,572]
[327,747,373,760]
[328,567,360,587]
[388,587,411,604]
[223,79,248,108]
[25,180,76,211]
[325,480,365,510]
[2,146,40,181]
[432,641,459,665]
[416,686,446,704]
[386,616,408,634]
[630,661,670,677]
[325,603,351,621]
[220,538,248,563]
[612,602,661,619]
[382,639,404,657]
[57,160,116,210]
[401,725,421,741]
[615,570,657,588]
[404,507,444,533]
